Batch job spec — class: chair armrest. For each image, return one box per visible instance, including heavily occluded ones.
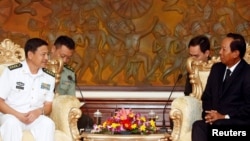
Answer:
[50,95,82,141]
[69,107,82,140]
[169,96,202,141]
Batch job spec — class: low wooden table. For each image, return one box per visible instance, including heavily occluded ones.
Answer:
[81,132,170,141]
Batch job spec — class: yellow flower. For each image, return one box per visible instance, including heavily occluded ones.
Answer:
[111,123,120,128]
[141,116,146,122]
[102,121,107,127]
[131,123,137,129]
[128,113,134,118]
[92,109,158,134]
[150,120,156,127]
[140,124,146,131]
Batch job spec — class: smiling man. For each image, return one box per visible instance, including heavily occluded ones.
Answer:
[0,38,55,141]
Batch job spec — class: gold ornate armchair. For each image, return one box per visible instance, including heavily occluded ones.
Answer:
[169,56,220,141]
[0,38,82,141]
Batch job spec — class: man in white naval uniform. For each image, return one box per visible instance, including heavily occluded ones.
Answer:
[0,38,55,141]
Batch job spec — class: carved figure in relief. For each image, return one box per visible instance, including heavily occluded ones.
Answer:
[39,1,85,80]
[203,0,235,32]
[80,0,114,23]
[103,34,127,85]
[181,0,204,28]
[41,19,60,46]
[48,0,75,18]
[226,1,250,44]
[0,0,13,26]
[66,52,82,75]
[77,15,107,84]
[160,22,190,84]
[235,1,250,22]
[143,22,176,84]
[0,27,29,47]
[106,17,158,84]
[191,21,211,38]
[0,28,9,41]
[236,22,250,45]
[162,0,183,14]
[210,22,227,56]
[14,0,39,16]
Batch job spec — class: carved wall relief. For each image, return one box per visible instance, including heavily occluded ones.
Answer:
[1,0,250,88]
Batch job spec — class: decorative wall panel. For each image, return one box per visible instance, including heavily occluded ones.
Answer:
[1,0,250,90]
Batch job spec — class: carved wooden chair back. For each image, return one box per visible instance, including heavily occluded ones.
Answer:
[186,56,220,100]
[0,39,25,75]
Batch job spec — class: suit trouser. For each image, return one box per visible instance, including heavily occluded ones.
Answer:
[192,119,249,141]
[0,114,55,141]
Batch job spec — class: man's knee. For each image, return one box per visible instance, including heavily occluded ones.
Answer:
[1,114,20,127]
[39,116,55,129]
[192,120,205,132]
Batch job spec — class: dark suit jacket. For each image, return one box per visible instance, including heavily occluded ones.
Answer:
[201,59,250,123]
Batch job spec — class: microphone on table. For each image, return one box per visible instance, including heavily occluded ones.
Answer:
[67,75,93,132]
[161,74,183,133]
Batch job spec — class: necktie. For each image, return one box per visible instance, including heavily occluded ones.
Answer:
[224,69,231,82]
[223,69,231,89]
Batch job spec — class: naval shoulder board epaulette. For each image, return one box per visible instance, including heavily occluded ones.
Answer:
[8,63,22,70]
[64,64,74,72]
[42,68,55,77]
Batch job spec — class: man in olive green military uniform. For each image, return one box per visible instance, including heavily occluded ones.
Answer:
[50,35,76,96]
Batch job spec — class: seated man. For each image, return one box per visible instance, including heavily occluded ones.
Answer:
[50,36,94,132]
[184,35,211,96]
[50,35,76,96]
[0,38,55,141]
[192,33,250,141]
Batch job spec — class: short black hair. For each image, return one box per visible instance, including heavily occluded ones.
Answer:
[24,38,48,58]
[54,35,75,50]
[226,33,246,59]
[188,35,210,53]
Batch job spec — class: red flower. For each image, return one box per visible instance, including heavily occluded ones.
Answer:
[121,119,132,130]
[91,108,159,134]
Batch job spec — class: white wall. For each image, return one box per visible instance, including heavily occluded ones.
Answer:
[76,90,184,100]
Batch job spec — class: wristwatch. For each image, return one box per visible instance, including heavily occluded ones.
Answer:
[224,114,230,119]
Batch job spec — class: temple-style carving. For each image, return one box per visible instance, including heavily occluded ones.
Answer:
[2,0,250,87]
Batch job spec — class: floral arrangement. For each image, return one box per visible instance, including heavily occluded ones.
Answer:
[91,108,158,135]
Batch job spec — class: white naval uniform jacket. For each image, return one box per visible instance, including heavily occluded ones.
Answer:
[0,61,55,113]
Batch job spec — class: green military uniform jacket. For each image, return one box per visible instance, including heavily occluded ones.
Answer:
[55,64,76,96]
